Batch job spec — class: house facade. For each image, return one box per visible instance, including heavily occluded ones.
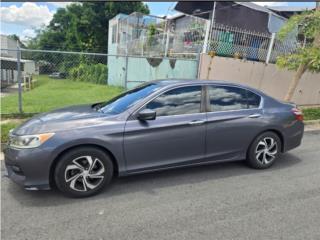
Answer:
[1,35,37,87]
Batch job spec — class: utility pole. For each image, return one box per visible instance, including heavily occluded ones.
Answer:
[16,41,23,113]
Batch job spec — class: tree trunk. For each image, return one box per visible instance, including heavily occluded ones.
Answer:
[284,63,307,102]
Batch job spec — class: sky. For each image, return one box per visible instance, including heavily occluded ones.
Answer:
[0,1,316,41]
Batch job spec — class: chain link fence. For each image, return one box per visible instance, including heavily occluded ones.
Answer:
[1,48,200,115]
[117,13,207,58]
[207,23,300,63]
[1,48,113,115]
[21,49,109,84]
[115,12,301,63]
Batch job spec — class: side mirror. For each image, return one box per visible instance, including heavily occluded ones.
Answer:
[137,109,156,121]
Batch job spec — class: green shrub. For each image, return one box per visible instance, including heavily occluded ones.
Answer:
[69,63,107,84]
[303,108,320,121]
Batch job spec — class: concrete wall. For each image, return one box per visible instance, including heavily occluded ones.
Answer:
[108,56,198,89]
[199,55,320,105]
[107,55,127,87]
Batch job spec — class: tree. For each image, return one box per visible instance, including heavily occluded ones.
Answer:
[28,2,149,53]
[276,10,320,102]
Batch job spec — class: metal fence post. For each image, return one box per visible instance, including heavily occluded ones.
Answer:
[16,44,23,114]
[266,33,276,64]
[202,20,211,53]
[196,50,201,79]
[124,55,128,90]
[164,32,169,57]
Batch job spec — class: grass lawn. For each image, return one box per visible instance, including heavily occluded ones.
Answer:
[302,108,320,121]
[1,75,123,114]
[1,122,21,143]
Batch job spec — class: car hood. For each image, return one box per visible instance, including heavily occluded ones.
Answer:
[12,104,120,135]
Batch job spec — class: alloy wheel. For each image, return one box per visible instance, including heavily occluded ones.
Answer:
[255,137,278,165]
[64,156,105,192]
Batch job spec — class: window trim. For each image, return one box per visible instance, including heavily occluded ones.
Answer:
[204,84,263,113]
[130,84,206,120]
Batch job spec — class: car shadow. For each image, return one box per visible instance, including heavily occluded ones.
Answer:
[3,153,302,207]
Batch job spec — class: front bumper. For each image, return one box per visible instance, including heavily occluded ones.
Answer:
[3,146,53,190]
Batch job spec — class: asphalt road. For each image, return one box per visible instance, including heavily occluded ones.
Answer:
[1,131,320,240]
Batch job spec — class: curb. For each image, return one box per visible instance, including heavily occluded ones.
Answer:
[304,119,320,125]
[304,120,320,132]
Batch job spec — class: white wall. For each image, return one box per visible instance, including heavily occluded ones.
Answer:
[0,35,18,58]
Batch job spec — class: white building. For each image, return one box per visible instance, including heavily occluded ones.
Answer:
[1,35,38,87]
[1,34,18,58]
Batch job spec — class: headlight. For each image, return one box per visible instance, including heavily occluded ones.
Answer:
[9,133,55,149]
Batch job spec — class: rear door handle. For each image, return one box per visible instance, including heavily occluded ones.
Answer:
[189,120,206,125]
[248,114,261,118]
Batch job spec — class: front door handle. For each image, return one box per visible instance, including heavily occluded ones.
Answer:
[248,114,261,118]
[189,120,205,125]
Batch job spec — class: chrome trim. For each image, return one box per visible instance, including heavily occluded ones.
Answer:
[248,113,262,118]
[130,83,264,120]
[189,120,206,125]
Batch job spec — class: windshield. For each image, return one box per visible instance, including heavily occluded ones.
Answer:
[98,83,161,115]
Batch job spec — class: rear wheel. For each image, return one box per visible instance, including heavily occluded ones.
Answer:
[246,132,281,169]
[54,147,113,198]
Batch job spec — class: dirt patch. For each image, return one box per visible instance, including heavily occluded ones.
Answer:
[304,120,320,131]
[0,119,25,125]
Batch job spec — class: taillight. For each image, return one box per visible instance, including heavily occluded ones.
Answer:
[292,107,303,121]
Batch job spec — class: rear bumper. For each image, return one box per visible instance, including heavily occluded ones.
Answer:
[3,146,53,190]
[283,121,304,152]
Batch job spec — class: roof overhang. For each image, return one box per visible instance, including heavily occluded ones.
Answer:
[174,1,286,33]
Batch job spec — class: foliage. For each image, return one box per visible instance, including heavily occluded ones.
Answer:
[69,63,108,84]
[1,75,123,114]
[277,46,320,72]
[303,108,320,121]
[146,24,157,47]
[26,2,149,53]
[276,10,320,73]
[1,122,20,143]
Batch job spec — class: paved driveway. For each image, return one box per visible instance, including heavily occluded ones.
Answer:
[1,131,320,240]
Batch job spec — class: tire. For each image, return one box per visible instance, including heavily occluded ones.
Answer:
[246,131,281,169]
[54,147,114,198]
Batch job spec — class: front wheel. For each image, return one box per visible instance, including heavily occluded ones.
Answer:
[54,147,114,198]
[246,132,281,169]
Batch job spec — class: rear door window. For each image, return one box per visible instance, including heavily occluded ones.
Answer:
[208,85,261,112]
[247,90,261,109]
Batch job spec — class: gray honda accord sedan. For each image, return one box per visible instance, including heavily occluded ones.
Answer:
[4,79,304,197]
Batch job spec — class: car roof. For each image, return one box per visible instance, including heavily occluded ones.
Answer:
[150,78,233,85]
[150,78,249,88]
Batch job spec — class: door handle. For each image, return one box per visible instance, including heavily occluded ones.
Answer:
[189,120,205,125]
[248,114,261,118]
